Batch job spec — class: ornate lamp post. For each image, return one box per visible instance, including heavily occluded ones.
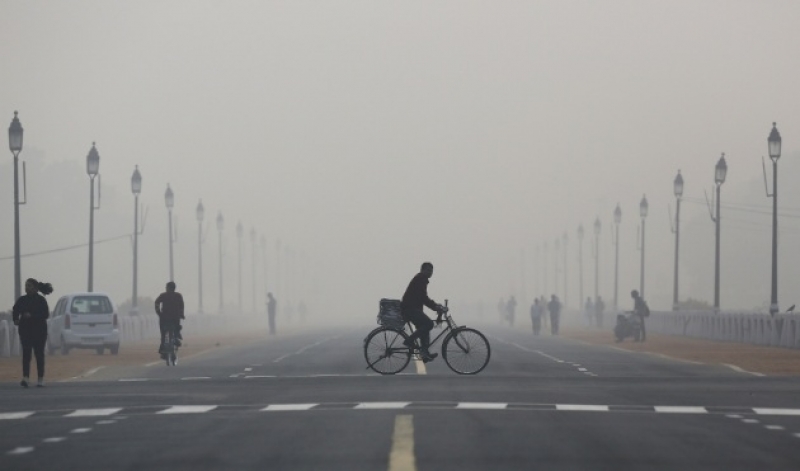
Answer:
[216,211,224,313]
[8,112,25,300]
[613,204,621,310]
[714,154,727,312]
[165,184,175,281]
[593,218,601,303]
[672,171,684,310]
[87,143,101,292]
[577,225,584,308]
[768,123,782,315]
[237,221,243,314]
[196,200,205,314]
[639,195,648,297]
[131,166,142,314]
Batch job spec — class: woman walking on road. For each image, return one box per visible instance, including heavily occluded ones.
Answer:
[12,278,53,388]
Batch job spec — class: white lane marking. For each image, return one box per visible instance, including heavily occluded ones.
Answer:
[504,340,567,364]
[244,375,277,379]
[414,358,427,375]
[654,406,707,414]
[70,428,92,434]
[43,437,66,443]
[765,425,785,431]
[556,405,609,412]
[96,420,117,425]
[7,447,34,455]
[65,366,106,381]
[273,335,340,363]
[578,368,588,372]
[456,402,508,410]
[753,408,800,416]
[356,402,410,410]
[65,408,121,417]
[726,414,743,419]
[742,419,760,424]
[723,363,766,377]
[244,368,252,372]
[157,405,217,414]
[388,415,416,471]
[262,404,318,411]
[118,378,149,382]
[0,412,34,420]
[181,377,211,380]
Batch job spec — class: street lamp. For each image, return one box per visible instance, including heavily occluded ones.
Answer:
[639,195,648,297]
[131,166,142,314]
[216,211,224,314]
[237,221,243,314]
[196,199,205,314]
[768,123,782,316]
[613,204,621,310]
[554,237,560,296]
[8,111,25,300]
[577,225,584,309]
[251,227,256,315]
[714,153,727,312]
[562,232,568,306]
[165,184,175,281]
[593,218,601,304]
[87,143,101,292]
[672,171,684,311]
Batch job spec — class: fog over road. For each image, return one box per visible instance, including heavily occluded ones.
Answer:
[3,325,800,470]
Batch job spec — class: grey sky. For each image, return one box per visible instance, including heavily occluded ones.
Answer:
[2,1,799,316]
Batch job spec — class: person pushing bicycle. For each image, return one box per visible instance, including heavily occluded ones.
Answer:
[155,281,185,357]
[401,262,447,363]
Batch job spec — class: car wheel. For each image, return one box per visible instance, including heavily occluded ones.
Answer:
[110,345,119,355]
[61,338,70,355]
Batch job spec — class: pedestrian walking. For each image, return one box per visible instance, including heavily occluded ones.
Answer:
[595,296,606,328]
[584,297,594,326]
[12,278,53,388]
[530,298,543,335]
[267,292,277,335]
[547,294,562,335]
[631,290,649,341]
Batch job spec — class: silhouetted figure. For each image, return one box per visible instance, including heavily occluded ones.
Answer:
[267,292,277,335]
[401,262,446,362]
[547,295,562,335]
[155,282,185,355]
[506,296,517,327]
[584,297,594,326]
[595,296,606,328]
[530,298,544,335]
[631,290,649,342]
[13,278,53,388]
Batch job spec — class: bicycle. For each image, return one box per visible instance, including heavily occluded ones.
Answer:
[363,300,491,375]
[161,323,180,366]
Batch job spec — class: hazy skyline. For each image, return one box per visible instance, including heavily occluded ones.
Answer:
[2,1,800,317]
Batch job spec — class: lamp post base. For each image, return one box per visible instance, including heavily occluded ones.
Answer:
[770,303,779,316]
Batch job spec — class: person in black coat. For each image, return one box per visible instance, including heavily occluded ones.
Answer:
[12,278,53,388]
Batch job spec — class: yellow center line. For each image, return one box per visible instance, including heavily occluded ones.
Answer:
[388,414,417,471]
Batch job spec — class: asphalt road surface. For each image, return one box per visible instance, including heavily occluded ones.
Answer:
[3,323,800,470]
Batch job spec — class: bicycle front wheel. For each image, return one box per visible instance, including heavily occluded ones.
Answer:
[364,327,411,375]
[443,327,491,375]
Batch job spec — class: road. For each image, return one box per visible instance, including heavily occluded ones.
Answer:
[3,323,800,470]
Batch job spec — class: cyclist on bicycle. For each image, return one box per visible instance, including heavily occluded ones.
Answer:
[401,262,446,362]
[155,281,185,356]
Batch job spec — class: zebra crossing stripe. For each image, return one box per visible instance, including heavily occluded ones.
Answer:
[0,412,34,420]
[456,402,508,410]
[262,404,318,411]
[157,405,217,414]
[65,408,122,417]
[653,406,707,414]
[556,405,609,412]
[753,408,800,416]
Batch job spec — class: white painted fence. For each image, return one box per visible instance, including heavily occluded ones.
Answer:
[649,311,800,349]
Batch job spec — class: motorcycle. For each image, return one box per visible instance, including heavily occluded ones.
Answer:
[614,311,642,342]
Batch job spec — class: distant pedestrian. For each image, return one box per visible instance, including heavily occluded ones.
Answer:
[547,295,562,335]
[267,292,277,335]
[584,297,594,326]
[595,296,606,328]
[631,290,649,341]
[530,298,544,335]
[13,278,53,388]
[506,296,517,327]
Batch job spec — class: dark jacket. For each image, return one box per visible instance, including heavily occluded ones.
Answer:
[13,293,50,335]
[155,291,185,322]
[401,273,438,312]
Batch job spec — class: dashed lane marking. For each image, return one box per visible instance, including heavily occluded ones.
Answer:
[42,437,66,443]
[388,415,416,471]
[557,405,609,412]
[262,404,318,411]
[0,412,34,420]
[157,405,217,414]
[456,402,508,410]
[654,406,707,414]
[273,335,341,363]
[70,428,92,434]
[7,447,34,455]
[754,408,800,416]
[765,425,785,431]
[65,408,122,417]
[356,402,410,410]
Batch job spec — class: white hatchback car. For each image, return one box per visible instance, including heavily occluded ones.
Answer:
[47,292,120,355]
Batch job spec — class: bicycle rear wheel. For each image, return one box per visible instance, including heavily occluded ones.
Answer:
[443,327,491,375]
[364,327,411,375]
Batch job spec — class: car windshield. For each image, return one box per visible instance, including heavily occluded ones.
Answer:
[70,296,113,314]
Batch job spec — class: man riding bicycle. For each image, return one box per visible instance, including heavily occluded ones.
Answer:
[155,281,185,356]
[401,262,447,363]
